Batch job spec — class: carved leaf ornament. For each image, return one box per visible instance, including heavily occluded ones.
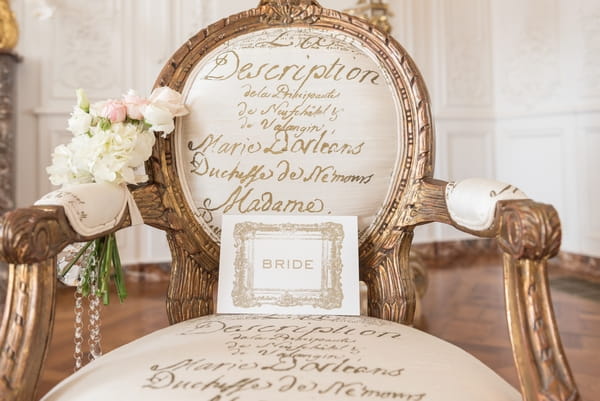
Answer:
[260,0,321,24]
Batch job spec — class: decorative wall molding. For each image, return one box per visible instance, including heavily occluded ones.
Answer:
[438,0,492,111]
[46,0,132,103]
[493,0,560,111]
[579,0,600,99]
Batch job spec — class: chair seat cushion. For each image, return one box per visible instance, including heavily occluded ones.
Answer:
[42,314,519,401]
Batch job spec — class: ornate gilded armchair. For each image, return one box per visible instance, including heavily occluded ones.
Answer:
[0,1,579,400]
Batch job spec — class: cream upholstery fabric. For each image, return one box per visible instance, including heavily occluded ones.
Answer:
[446,178,528,231]
[35,183,143,237]
[43,314,519,401]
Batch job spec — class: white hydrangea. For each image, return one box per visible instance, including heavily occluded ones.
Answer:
[48,122,155,186]
[48,87,187,187]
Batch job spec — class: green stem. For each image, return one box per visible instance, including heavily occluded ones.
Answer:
[67,234,128,306]
[58,241,93,279]
[100,236,112,305]
[111,235,127,303]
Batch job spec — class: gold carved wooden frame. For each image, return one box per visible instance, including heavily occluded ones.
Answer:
[231,221,344,309]
[149,0,433,326]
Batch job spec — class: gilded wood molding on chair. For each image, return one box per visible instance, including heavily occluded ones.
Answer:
[496,201,579,401]
[504,257,580,401]
[151,0,435,328]
[0,260,56,401]
[361,229,416,325]
[258,0,321,6]
[0,201,136,401]
[0,207,79,265]
[130,184,171,231]
[166,240,218,324]
[258,0,322,24]
[0,205,133,265]
[496,200,561,261]
[409,182,580,401]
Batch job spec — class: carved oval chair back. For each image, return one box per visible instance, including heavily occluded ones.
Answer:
[145,0,433,326]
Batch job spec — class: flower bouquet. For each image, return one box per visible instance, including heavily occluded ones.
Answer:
[49,87,188,304]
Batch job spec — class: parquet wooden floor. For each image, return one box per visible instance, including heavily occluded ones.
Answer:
[34,254,600,400]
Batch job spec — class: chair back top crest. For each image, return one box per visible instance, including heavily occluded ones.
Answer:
[148,0,434,269]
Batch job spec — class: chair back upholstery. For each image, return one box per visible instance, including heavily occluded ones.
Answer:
[147,0,434,324]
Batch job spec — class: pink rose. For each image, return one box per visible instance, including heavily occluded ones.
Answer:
[123,90,149,120]
[99,99,127,123]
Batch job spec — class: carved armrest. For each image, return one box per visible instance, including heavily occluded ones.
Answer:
[0,182,147,401]
[0,183,142,265]
[406,178,580,401]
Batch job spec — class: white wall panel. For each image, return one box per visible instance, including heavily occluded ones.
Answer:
[35,114,70,196]
[436,0,492,112]
[581,127,600,256]
[447,131,493,182]
[492,0,561,114]
[577,0,600,101]
[44,1,133,105]
[496,128,565,213]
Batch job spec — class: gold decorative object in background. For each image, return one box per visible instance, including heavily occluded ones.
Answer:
[344,0,393,33]
[0,0,18,50]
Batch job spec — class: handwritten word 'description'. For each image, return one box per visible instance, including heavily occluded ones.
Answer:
[179,320,403,340]
[203,51,381,93]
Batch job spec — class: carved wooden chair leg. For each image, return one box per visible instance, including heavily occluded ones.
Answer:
[409,249,429,327]
[0,260,56,401]
[361,230,416,325]
[166,240,218,325]
[496,200,580,401]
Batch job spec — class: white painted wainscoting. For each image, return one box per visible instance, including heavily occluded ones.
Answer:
[12,0,600,264]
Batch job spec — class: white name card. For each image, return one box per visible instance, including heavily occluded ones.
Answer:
[217,215,360,315]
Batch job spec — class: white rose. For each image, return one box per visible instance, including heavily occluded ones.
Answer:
[128,130,155,167]
[67,107,92,136]
[147,86,189,117]
[144,104,175,137]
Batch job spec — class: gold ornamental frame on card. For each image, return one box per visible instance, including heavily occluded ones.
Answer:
[231,221,344,309]
[149,0,434,292]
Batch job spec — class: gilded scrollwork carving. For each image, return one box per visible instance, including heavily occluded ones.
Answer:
[0,206,79,265]
[494,200,578,401]
[504,258,580,401]
[361,229,415,324]
[0,204,133,265]
[409,179,580,401]
[496,199,561,260]
[259,0,322,25]
[0,260,56,401]
[166,241,218,324]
